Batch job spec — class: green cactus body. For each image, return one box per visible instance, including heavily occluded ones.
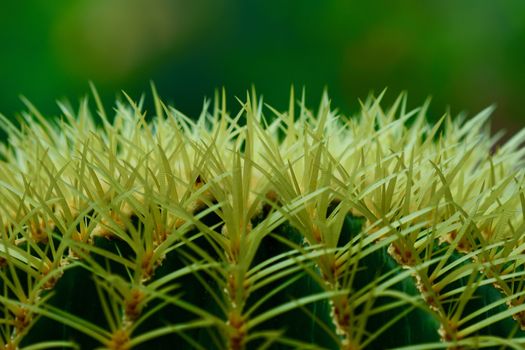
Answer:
[1,87,525,349]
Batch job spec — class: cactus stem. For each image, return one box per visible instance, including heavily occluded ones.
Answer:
[2,89,525,348]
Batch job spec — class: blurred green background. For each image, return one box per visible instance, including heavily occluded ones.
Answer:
[1,0,525,135]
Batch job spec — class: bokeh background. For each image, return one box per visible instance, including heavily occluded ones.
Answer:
[1,0,525,136]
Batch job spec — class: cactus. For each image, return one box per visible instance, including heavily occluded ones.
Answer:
[1,86,525,350]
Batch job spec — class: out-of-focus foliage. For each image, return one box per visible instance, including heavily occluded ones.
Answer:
[1,0,525,133]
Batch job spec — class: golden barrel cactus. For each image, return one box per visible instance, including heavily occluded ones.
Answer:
[1,86,525,349]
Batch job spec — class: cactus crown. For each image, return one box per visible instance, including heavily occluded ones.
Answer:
[1,86,525,349]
